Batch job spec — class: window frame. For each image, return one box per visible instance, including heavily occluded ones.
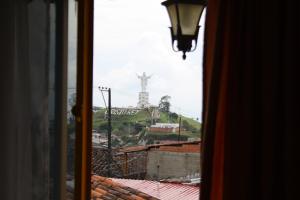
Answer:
[74,0,94,200]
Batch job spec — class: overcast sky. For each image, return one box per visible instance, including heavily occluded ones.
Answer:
[93,0,206,120]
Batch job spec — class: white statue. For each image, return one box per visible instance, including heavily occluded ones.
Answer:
[137,72,152,92]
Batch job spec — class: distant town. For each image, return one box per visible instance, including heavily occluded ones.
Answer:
[67,72,201,200]
[91,72,201,148]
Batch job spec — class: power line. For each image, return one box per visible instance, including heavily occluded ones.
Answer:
[99,89,108,109]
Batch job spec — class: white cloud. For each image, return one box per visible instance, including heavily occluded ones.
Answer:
[93,0,205,120]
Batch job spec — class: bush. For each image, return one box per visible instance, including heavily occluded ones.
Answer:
[134,123,144,132]
[170,112,178,121]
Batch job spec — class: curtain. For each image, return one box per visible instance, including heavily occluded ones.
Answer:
[0,0,65,199]
[201,0,300,200]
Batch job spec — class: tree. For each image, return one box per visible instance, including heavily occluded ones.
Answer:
[170,112,178,121]
[134,123,144,133]
[158,95,171,113]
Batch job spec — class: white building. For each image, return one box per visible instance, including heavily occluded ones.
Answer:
[149,123,180,133]
[151,123,180,129]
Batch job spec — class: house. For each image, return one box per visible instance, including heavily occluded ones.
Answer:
[115,141,201,179]
[92,132,107,146]
[144,141,201,179]
[149,123,180,133]
[92,141,201,180]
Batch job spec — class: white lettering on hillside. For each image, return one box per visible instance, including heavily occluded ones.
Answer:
[105,108,140,116]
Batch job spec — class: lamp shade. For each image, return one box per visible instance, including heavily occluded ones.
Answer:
[163,1,205,36]
[162,0,206,59]
[177,3,204,35]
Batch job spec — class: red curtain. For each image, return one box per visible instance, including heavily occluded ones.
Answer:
[201,0,300,200]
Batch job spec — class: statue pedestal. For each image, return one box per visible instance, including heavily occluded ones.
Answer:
[137,92,150,108]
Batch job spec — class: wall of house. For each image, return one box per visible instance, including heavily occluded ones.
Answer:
[146,151,200,179]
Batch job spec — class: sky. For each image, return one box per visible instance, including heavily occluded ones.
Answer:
[93,0,206,121]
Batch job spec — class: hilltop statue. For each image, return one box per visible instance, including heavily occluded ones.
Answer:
[137,72,152,92]
[137,72,152,108]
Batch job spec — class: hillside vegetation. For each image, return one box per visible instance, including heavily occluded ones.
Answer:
[93,107,201,147]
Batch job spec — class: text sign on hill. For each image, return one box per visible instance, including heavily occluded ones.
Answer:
[105,108,140,116]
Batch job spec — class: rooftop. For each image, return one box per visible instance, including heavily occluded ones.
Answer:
[150,123,180,128]
[91,175,159,200]
[112,178,200,200]
[119,140,201,153]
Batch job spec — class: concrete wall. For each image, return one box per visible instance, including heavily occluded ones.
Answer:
[146,151,200,179]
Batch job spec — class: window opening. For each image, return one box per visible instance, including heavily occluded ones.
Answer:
[92,0,205,199]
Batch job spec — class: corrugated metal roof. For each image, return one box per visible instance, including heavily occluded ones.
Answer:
[112,178,199,200]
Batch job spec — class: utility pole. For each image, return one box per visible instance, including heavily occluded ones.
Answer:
[99,86,112,176]
[107,88,112,176]
[107,88,112,151]
[177,116,181,142]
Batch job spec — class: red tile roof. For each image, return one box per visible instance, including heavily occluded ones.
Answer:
[154,143,200,153]
[112,178,200,200]
[91,175,159,200]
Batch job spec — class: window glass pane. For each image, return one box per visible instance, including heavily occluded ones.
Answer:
[66,0,78,199]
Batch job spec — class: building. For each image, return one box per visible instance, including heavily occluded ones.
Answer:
[149,123,180,133]
[92,141,201,180]
[117,141,201,180]
[145,141,201,179]
[92,132,107,146]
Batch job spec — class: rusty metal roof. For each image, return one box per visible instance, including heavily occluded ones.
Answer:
[112,178,199,200]
[119,140,201,153]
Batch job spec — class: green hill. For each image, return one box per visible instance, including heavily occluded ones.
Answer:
[92,107,201,147]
